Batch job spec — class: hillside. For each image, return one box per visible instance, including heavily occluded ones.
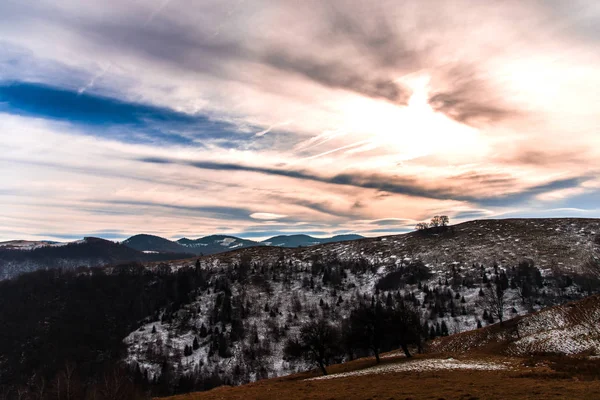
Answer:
[159,354,600,400]
[121,218,600,396]
[160,294,600,400]
[429,293,600,356]
[192,218,599,274]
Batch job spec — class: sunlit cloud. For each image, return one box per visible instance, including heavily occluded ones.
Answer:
[0,0,599,241]
[250,213,288,220]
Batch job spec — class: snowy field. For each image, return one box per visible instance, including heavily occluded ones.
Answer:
[307,358,510,381]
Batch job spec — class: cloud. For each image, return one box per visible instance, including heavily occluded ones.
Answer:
[0,0,600,241]
[368,218,414,227]
[427,63,521,125]
[250,212,287,220]
[263,51,412,105]
[100,199,257,221]
[139,156,594,209]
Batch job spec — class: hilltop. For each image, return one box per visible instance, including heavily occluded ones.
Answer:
[175,218,600,273]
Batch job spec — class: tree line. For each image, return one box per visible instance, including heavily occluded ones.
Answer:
[284,295,423,375]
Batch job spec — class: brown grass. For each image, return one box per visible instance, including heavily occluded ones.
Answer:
[158,354,600,400]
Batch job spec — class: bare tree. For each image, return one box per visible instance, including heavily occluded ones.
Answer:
[480,283,506,323]
[0,387,10,400]
[63,361,76,400]
[14,387,28,400]
[30,374,46,400]
[430,215,450,228]
[389,302,423,357]
[284,318,341,375]
[98,366,132,400]
[347,302,388,363]
[440,215,450,227]
[415,222,429,231]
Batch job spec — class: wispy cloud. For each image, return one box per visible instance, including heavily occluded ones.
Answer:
[0,0,599,241]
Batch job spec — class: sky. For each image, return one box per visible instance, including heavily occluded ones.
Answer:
[0,0,599,242]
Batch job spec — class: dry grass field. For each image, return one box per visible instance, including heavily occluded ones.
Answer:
[159,352,600,400]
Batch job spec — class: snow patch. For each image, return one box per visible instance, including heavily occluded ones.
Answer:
[307,358,509,381]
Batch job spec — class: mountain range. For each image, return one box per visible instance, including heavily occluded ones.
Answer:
[122,233,364,255]
[0,237,194,280]
[0,233,364,280]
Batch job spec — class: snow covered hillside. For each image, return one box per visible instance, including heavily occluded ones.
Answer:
[430,293,600,356]
[123,218,600,389]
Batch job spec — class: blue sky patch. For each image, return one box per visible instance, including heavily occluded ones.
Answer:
[0,81,248,146]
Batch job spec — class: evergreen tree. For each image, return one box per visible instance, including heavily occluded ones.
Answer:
[441,321,449,336]
[199,324,208,338]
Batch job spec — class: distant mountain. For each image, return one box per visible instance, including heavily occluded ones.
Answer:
[122,234,189,254]
[0,237,193,280]
[321,234,365,243]
[120,233,366,255]
[177,235,262,255]
[261,233,364,247]
[261,234,320,247]
[0,233,367,279]
[0,240,61,250]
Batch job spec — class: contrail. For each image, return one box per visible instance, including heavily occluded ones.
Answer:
[144,0,173,26]
[296,139,373,162]
[255,120,293,137]
[293,129,349,151]
[78,64,111,95]
[78,0,173,94]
